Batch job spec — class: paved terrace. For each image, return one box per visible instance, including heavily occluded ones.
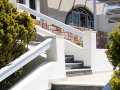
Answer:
[52,72,113,87]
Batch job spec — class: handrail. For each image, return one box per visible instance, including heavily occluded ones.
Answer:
[18,4,83,37]
[0,38,52,82]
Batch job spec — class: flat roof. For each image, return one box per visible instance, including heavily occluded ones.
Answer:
[106,8,120,15]
[97,0,120,23]
[110,17,120,22]
[97,0,120,5]
[106,8,120,23]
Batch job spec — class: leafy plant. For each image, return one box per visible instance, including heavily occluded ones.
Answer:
[110,70,120,90]
[75,41,83,46]
[105,23,120,90]
[105,23,120,69]
[0,0,36,89]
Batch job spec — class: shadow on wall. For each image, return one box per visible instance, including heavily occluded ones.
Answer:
[41,0,48,15]
[47,7,68,23]
[41,0,71,23]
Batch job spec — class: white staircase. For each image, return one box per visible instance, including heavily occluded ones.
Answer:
[0,3,113,90]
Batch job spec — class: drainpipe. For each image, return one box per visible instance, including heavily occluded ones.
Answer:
[93,0,97,31]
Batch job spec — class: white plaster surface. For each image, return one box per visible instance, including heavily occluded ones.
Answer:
[52,72,113,87]
[92,49,113,73]
[64,39,84,61]
[11,36,66,90]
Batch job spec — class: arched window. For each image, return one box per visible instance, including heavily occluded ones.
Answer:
[65,6,94,29]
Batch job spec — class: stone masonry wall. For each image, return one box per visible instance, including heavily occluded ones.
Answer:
[34,20,107,48]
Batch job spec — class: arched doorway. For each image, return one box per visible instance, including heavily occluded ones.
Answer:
[65,6,94,29]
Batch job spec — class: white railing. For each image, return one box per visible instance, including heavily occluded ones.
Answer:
[18,4,83,37]
[0,38,52,82]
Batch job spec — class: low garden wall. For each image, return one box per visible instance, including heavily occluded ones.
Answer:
[34,20,107,48]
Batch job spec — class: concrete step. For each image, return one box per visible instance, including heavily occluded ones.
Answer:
[65,63,83,69]
[51,72,112,90]
[51,84,103,90]
[65,55,74,63]
[66,68,92,77]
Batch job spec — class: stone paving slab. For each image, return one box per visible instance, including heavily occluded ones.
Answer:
[52,72,113,87]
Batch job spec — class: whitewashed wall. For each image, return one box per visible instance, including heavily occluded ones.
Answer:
[11,62,66,90]
[83,31,113,72]
[46,0,118,33]
[36,26,84,61]
[36,26,113,73]
[64,40,84,61]
[92,49,113,73]
[11,36,66,90]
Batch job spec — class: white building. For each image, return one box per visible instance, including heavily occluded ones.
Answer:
[0,0,119,90]
[16,0,120,32]
[15,0,120,48]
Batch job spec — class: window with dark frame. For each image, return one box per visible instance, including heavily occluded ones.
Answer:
[65,7,94,29]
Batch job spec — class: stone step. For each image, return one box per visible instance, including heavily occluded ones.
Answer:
[65,63,83,69]
[65,56,74,63]
[66,68,92,77]
[51,84,103,90]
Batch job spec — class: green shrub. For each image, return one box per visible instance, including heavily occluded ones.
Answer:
[0,0,36,89]
[110,70,120,90]
[105,23,120,90]
[105,30,120,69]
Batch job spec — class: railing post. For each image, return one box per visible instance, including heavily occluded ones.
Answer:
[47,36,65,61]
[93,0,97,30]
[35,0,41,20]
[25,0,30,8]
[83,31,96,66]
[46,36,66,74]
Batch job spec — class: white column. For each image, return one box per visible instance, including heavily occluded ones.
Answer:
[46,35,66,77]
[35,0,41,20]
[83,31,96,66]
[93,0,97,30]
[25,0,30,7]
[47,36,65,62]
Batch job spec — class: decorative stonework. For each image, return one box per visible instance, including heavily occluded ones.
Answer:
[96,31,107,48]
[34,20,107,48]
